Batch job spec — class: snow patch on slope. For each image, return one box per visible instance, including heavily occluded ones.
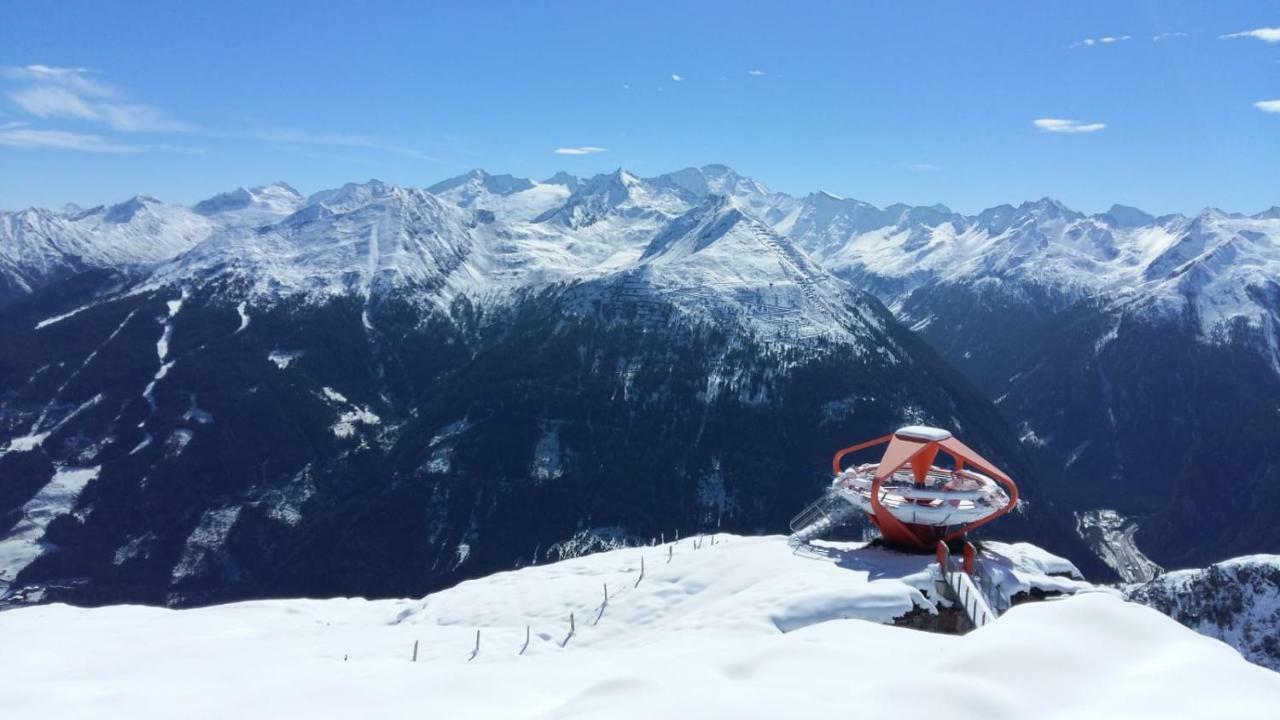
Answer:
[0,466,100,593]
[170,506,242,583]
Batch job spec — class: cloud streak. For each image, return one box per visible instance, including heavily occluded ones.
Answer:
[1076,35,1131,47]
[671,74,684,82]
[554,146,607,155]
[747,70,765,76]
[2,64,195,133]
[1033,118,1106,134]
[1220,27,1280,43]
[1,65,441,160]
[0,123,138,153]
[1255,100,1280,114]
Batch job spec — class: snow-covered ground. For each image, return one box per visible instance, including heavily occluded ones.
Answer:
[3,535,1276,718]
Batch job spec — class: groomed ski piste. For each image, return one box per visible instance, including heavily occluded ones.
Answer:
[4,535,1279,718]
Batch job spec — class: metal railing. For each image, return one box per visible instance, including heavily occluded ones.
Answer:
[788,489,863,545]
[937,542,1003,629]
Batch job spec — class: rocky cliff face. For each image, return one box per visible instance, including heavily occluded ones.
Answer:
[1127,556,1280,671]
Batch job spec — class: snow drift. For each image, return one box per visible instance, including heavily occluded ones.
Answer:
[2,535,1276,718]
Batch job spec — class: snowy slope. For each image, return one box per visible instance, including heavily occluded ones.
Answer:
[0,198,211,297]
[146,181,478,307]
[2,535,1276,719]
[191,181,306,226]
[0,185,303,304]
[0,466,99,595]
[607,195,889,346]
[788,195,1280,357]
[428,169,570,222]
[1127,555,1280,671]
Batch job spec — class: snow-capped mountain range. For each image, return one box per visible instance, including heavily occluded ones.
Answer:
[1,164,1277,620]
[6,165,1277,359]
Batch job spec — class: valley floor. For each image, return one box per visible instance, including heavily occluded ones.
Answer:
[2,535,1277,718]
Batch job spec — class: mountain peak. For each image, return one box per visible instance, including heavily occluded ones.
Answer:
[540,171,580,191]
[1015,197,1083,223]
[608,167,641,187]
[256,181,301,197]
[102,195,162,224]
[1099,204,1155,228]
[428,170,533,197]
[640,194,760,263]
[306,179,399,211]
[193,183,304,219]
[533,169,650,228]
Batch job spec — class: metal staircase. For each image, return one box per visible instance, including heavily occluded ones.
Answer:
[788,488,864,545]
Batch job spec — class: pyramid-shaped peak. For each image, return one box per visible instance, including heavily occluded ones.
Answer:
[1099,204,1155,228]
[541,171,580,190]
[103,195,162,223]
[641,194,753,261]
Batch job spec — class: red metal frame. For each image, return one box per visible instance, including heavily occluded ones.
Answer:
[831,430,1019,550]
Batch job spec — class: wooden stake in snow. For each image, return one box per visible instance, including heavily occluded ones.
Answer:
[468,630,480,661]
[635,555,645,588]
[561,613,576,647]
[667,544,674,563]
[519,625,531,656]
[412,640,419,662]
[594,582,608,625]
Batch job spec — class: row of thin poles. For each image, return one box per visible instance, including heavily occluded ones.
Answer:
[384,534,723,663]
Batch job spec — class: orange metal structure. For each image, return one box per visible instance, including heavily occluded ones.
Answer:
[830,427,1019,549]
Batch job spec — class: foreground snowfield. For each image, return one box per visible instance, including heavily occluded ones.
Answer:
[3,535,1278,718]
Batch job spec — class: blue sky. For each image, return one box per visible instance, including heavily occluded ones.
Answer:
[2,1,1277,214]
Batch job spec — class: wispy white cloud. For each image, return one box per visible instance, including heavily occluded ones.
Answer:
[554,146,607,156]
[747,70,765,76]
[1,64,440,160]
[1076,35,1132,47]
[1220,27,1280,43]
[1254,100,1280,114]
[1152,32,1190,42]
[0,65,113,97]
[671,74,684,82]
[0,125,138,152]
[2,64,194,133]
[1033,118,1106,134]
